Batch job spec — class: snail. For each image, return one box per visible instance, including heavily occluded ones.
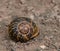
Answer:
[8,17,39,43]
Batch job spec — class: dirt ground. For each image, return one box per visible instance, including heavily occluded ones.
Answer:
[0,0,60,51]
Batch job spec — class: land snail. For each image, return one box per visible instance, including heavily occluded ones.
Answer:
[8,17,39,43]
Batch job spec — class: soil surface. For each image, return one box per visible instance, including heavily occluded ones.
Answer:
[0,0,60,51]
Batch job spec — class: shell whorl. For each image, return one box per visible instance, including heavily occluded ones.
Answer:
[8,17,39,43]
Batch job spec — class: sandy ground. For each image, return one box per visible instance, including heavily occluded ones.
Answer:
[0,0,60,51]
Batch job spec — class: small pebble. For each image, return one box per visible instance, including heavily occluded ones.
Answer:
[40,45,46,49]
[29,14,34,20]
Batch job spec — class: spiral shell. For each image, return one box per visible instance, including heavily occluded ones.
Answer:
[8,17,39,42]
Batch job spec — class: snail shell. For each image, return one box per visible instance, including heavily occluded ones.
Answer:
[8,17,39,42]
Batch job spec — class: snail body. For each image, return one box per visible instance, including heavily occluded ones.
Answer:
[8,17,39,42]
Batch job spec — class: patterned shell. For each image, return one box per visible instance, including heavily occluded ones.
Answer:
[8,17,39,43]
